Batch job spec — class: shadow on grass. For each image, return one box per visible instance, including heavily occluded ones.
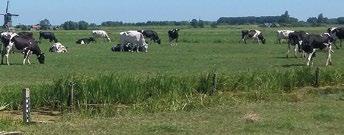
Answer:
[281,64,306,68]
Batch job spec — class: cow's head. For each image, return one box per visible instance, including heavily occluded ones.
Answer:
[258,34,266,44]
[37,53,45,64]
[156,39,161,44]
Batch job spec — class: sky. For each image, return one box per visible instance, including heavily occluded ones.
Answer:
[1,0,344,25]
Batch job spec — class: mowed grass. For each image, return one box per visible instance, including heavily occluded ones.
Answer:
[0,25,342,86]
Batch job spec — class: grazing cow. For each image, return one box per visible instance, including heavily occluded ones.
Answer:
[92,30,111,42]
[0,33,45,65]
[18,32,34,39]
[277,30,294,44]
[287,31,309,58]
[168,29,180,46]
[119,31,148,52]
[39,32,58,43]
[76,37,96,45]
[301,34,335,66]
[49,42,68,53]
[138,30,161,44]
[241,30,266,44]
[328,27,344,48]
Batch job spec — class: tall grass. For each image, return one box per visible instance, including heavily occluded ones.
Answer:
[1,67,344,113]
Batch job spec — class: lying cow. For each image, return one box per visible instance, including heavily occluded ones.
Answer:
[301,34,335,66]
[241,30,266,44]
[277,30,294,44]
[168,29,180,46]
[119,31,148,52]
[138,30,161,44]
[1,32,45,65]
[111,44,145,52]
[76,37,96,45]
[49,42,68,53]
[92,30,111,42]
[287,31,309,58]
[39,31,58,43]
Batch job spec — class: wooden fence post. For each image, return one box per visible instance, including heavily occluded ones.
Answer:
[315,67,320,87]
[22,88,31,124]
[67,82,75,112]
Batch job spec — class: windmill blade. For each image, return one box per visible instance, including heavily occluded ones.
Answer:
[6,0,9,13]
[0,14,5,15]
[11,14,19,16]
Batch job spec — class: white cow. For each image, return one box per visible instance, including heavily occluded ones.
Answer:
[49,42,68,53]
[120,31,148,52]
[277,30,294,44]
[92,30,111,42]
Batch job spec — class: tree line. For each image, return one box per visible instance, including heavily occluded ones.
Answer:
[14,11,344,30]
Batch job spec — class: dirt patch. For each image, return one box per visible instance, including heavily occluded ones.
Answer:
[0,110,61,123]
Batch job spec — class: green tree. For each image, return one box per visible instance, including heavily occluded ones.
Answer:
[78,21,89,30]
[39,19,51,30]
[190,19,198,28]
[62,21,78,30]
[279,11,290,23]
[198,19,205,28]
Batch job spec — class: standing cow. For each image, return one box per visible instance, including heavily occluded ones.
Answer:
[301,34,335,66]
[287,31,308,58]
[277,30,294,44]
[168,29,180,46]
[1,32,45,65]
[39,32,58,43]
[328,27,344,48]
[119,31,148,52]
[241,30,266,44]
[92,30,111,42]
[138,30,161,44]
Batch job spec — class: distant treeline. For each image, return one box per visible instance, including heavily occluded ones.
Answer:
[14,11,344,30]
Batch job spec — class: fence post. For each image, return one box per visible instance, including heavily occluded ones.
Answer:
[22,88,31,124]
[211,73,217,95]
[315,67,320,87]
[67,82,75,112]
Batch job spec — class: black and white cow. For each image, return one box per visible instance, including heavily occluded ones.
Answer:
[0,32,45,65]
[49,42,68,53]
[287,31,309,58]
[328,27,344,48]
[138,30,161,44]
[76,37,96,45]
[119,31,148,52]
[92,30,111,42]
[301,34,335,66]
[241,30,266,44]
[18,32,34,39]
[39,31,58,43]
[168,29,180,46]
[277,30,294,44]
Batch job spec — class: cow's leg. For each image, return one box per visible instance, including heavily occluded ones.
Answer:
[294,45,299,58]
[326,47,333,66]
[1,45,6,65]
[307,49,316,66]
[5,46,12,65]
[286,44,291,58]
[23,50,31,65]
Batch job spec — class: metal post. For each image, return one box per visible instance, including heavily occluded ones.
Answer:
[315,67,320,87]
[22,88,30,124]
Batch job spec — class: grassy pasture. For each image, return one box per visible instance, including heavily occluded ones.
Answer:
[0,25,342,86]
[1,25,344,134]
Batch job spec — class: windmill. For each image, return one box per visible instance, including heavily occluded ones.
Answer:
[0,0,19,29]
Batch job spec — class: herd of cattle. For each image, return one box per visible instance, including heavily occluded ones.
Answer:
[0,27,343,66]
[241,27,344,66]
